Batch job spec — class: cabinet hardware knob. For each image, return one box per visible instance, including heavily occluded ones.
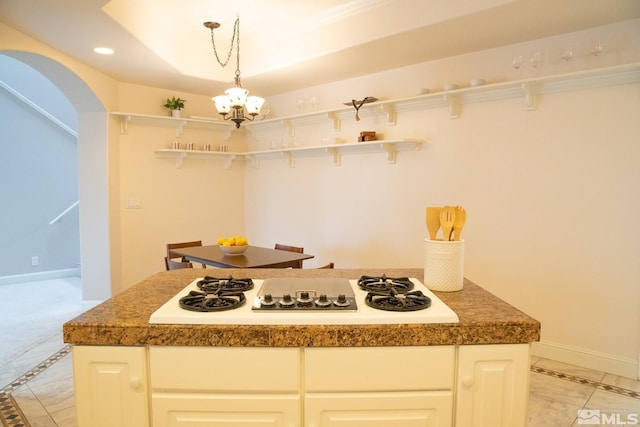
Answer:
[462,376,474,388]
[129,377,142,390]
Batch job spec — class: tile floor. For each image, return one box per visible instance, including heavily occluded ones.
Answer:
[0,278,639,427]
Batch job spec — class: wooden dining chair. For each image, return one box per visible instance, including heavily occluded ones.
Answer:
[166,240,206,269]
[274,243,305,268]
[165,257,193,270]
[317,262,335,269]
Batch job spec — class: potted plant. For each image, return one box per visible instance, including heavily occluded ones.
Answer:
[164,96,186,117]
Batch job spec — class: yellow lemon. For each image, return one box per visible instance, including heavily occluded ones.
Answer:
[217,237,226,245]
[236,237,248,246]
[222,241,231,247]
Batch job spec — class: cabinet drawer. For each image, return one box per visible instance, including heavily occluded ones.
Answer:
[150,347,299,392]
[152,392,300,427]
[305,391,453,427]
[305,346,454,392]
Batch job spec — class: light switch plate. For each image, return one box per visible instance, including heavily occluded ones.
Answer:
[126,197,140,209]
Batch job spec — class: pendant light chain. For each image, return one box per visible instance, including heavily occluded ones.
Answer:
[234,18,241,81]
[209,16,240,70]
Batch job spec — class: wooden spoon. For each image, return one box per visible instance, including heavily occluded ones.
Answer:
[426,207,441,240]
[452,206,466,241]
[439,206,456,241]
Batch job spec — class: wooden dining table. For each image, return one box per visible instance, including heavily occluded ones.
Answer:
[170,245,315,269]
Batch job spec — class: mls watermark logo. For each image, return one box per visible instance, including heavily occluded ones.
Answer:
[578,409,639,425]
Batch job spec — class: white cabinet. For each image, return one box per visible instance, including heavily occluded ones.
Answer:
[455,344,530,427]
[72,346,149,427]
[71,343,531,427]
[149,347,301,427]
[304,346,455,427]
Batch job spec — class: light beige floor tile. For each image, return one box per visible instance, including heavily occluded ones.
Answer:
[27,356,75,414]
[534,358,606,382]
[11,384,49,419]
[50,405,77,427]
[586,389,640,411]
[528,387,582,427]
[602,373,640,393]
[25,414,58,427]
[579,389,640,426]
[529,371,596,407]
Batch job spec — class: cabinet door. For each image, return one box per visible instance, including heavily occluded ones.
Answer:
[72,346,149,427]
[305,391,452,427]
[455,344,530,427]
[152,392,300,427]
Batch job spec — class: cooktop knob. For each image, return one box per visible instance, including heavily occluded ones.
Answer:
[315,294,332,308]
[297,291,313,305]
[279,294,295,307]
[334,294,351,307]
[261,293,276,307]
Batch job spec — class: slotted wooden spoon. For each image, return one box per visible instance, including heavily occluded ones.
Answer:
[426,207,441,240]
[439,206,456,241]
[452,206,466,241]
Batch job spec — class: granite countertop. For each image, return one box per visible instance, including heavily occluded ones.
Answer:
[63,268,540,347]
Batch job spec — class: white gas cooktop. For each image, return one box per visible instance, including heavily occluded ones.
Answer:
[150,277,459,325]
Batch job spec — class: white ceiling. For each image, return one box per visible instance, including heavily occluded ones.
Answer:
[1,0,639,97]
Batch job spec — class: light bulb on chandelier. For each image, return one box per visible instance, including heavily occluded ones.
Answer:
[204,17,264,128]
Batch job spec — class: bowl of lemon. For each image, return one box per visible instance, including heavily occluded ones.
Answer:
[217,236,249,255]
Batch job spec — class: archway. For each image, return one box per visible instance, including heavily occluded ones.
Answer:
[1,50,111,301]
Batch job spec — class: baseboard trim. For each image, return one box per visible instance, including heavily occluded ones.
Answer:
[0,268,80,286]
[532,340,639,380]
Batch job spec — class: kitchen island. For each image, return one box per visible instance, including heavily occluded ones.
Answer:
[64,268,540,427]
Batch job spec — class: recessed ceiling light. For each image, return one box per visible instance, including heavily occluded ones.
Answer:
[93,47,114,55]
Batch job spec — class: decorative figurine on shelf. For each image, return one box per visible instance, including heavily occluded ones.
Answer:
[343,96,378,121]
[164,96,186,117]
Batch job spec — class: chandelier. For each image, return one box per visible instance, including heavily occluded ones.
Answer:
[204,17,264,128]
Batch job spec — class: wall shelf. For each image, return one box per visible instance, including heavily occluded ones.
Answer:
[154,149,239,169]
[112,112,233,137]
[122,62,638,169]
[244,62,640,133]
[244,139,423,168]
[155,139,423,169]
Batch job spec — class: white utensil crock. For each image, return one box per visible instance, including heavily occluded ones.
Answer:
[424,239,464,292]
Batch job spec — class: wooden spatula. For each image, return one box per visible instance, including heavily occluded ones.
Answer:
[452,206,466,241]
[426,207,441,240]
[439,206,456,241]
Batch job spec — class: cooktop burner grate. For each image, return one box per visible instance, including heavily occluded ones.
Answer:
[357,274,414,293]
[179,289,246,312]
[364,287,431,312]
[196,276,254,293]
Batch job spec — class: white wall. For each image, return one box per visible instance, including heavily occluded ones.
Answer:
[0,57,79,277]
[243,20,640,378]
[115,83,247,286]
